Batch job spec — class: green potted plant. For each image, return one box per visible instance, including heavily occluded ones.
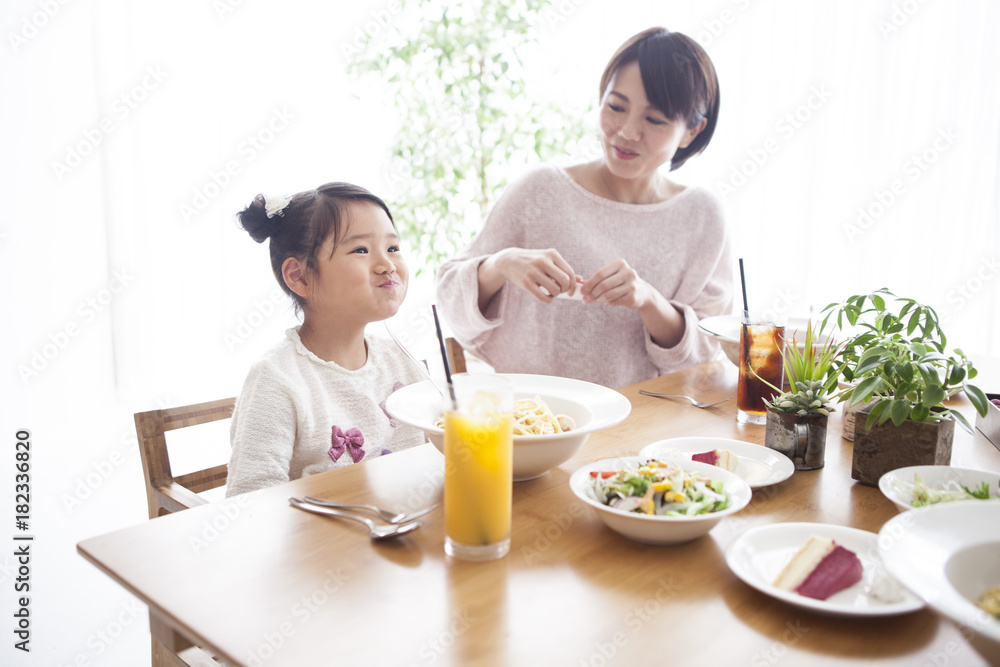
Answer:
[820,288,990,485]
[759,320,842,470]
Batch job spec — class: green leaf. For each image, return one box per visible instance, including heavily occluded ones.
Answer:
[922,385,945,407]
[866,399,890,429]
[961,481,991,499]
[948,365,966,385]
[889,399,911,426]
[851,376,885,404]
[946,409,974,435]
[855,351,886,376]
[897,362,915,384]
[964,383,990,417]
[911,404,930,421]
[915,363,937,387]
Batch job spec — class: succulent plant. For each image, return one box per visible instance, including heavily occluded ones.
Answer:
[767,380,836,416]
[756,319,842,417]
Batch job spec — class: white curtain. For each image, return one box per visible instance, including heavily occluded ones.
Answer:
[2,1,997,664]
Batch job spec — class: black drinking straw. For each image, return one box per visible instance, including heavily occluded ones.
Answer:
[431,304,457,406]
[738,257,750,318]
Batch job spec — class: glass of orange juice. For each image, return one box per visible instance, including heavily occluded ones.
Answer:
[444,374,513,561]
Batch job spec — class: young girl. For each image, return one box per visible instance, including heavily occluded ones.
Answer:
[436,28,733,389]
[226,182,427,496]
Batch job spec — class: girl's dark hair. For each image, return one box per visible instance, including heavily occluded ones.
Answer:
[599,27,720,171]
[237,182,395,312]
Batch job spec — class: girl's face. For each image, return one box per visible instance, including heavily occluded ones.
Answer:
[599,60,703,180]
[307,203,408,325]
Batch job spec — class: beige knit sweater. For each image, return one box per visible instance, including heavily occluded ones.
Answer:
[436,166,733,389]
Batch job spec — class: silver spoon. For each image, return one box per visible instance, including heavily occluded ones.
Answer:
[302,497,440,525]
[288,498,421,540]
[638,391,734,409]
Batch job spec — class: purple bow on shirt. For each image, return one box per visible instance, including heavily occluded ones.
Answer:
[329,425,365,463]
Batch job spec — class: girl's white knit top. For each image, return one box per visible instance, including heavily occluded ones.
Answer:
[226,327,427,496]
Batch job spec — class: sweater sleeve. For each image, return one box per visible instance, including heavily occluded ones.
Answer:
[226,361,298,497]
[643,191,734,374]
[435,171,534,359]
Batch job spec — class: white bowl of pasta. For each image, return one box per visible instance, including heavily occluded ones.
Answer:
[385,373,632,481]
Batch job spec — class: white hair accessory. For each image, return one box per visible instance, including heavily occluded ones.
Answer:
[264,193,292,218]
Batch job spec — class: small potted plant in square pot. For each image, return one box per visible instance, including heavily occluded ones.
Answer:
[760,319,841,470]
[821,289,990,486]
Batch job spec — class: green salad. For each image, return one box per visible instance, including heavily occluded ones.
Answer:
[589,459,730,517]
[894,473,1000,507]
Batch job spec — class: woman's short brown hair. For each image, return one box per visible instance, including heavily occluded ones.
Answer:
[599,27,720,171]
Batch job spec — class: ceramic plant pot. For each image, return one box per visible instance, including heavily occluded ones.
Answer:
[851,407,955,486]
[764,408,828,471]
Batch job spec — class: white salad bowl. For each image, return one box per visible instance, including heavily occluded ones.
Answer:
[569,456,752,545]
[385,373,632,481]
[697,315,833,366]
[879,501,1000,663]
[878,465,1000,513]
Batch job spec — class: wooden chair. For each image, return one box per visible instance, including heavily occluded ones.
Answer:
[135,397,236,519]
[134,398,236,667]
[445,337,468,374]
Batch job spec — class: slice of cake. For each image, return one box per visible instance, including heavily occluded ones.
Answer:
[773,535,863,600]
[691,449,738,472]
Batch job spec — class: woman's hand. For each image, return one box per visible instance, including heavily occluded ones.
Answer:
[582,259,685,348]
[479,247,582,308]
[580,259,653,309]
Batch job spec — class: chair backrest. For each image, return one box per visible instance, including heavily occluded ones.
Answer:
[445,337,467,374]
[134,398,236,519]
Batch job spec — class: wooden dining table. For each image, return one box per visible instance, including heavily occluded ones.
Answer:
[78,359,1000,666]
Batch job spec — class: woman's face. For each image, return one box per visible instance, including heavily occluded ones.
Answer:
[599,60,703,180]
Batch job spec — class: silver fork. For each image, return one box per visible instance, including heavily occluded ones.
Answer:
[638,391,734,409]
[303,497,439,524]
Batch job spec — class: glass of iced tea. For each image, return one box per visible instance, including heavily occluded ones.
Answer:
[736,313,786,425]
[444,374,513,561]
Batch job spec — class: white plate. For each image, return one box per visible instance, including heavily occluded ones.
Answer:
[878,465,1000,512]
[638,437,794,489]
[697,315,819,343]
[725,522,925,616]
[879,502,1000,657]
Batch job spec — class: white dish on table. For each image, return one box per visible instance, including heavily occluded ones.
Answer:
[697,315,832,366]
[725,522,925,616]
[639,436,794,489]
[385,373,631,481]
[878,465,1000,512]
[879,502,1000,663]
[569,456,752,545]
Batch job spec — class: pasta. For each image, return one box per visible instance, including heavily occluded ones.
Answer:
[434,396,575,435]
[512,397,575,435]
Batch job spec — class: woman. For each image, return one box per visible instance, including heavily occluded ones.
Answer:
[435,27,733,388]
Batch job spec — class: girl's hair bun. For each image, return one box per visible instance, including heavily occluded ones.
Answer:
[237,194,279,243]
